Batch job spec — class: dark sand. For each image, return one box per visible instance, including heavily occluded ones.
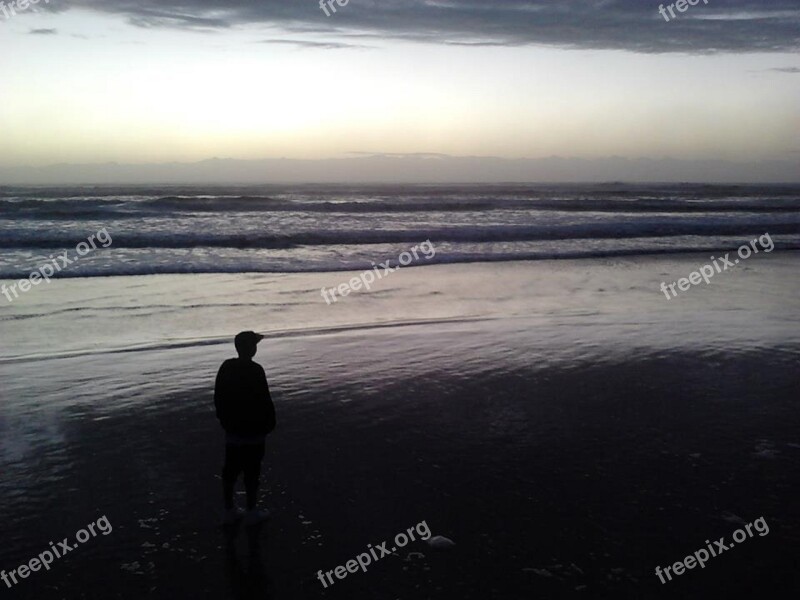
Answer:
[1,321,798,599]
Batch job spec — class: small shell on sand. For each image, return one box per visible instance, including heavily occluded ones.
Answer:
[426,535,456,549]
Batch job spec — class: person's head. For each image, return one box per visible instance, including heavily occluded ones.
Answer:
[234,331,264,359]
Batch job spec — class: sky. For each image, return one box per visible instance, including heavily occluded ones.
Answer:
[0,0,798,179]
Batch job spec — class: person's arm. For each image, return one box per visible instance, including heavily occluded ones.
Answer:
[214,362,230,425]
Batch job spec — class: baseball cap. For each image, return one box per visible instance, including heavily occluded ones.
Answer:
[234,331,264,351]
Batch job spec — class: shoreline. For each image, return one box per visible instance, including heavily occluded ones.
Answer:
[2,245,800,282]
[2,249,798,360]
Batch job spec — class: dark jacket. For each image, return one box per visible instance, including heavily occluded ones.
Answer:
[214,358,276,436]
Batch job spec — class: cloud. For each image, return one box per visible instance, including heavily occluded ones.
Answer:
[257,39,368,50]
[56,0,800,54]
[767,66,800,73]
[29,28,58,35]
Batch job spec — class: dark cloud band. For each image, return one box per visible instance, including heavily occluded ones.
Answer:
[53,1,800,53]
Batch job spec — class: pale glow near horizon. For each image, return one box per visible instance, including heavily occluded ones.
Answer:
[0,10,798,168]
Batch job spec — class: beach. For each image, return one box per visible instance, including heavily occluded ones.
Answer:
[1,253,798,599]
[4,0,800,594]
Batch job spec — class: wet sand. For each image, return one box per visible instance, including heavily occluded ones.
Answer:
[1,257,799,599]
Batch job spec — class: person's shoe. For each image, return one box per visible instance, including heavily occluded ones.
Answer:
[244,508,270,526]
[222,507,245,525]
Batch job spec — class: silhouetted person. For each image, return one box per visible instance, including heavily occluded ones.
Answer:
[215,331,276,525]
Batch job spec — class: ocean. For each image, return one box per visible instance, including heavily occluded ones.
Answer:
[1,183,799,278]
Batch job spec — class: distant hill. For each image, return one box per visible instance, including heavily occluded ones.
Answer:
[1,154,798,185]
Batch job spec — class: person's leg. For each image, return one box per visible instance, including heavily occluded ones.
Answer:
[222,444,244,510]
[242,443,265,510]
